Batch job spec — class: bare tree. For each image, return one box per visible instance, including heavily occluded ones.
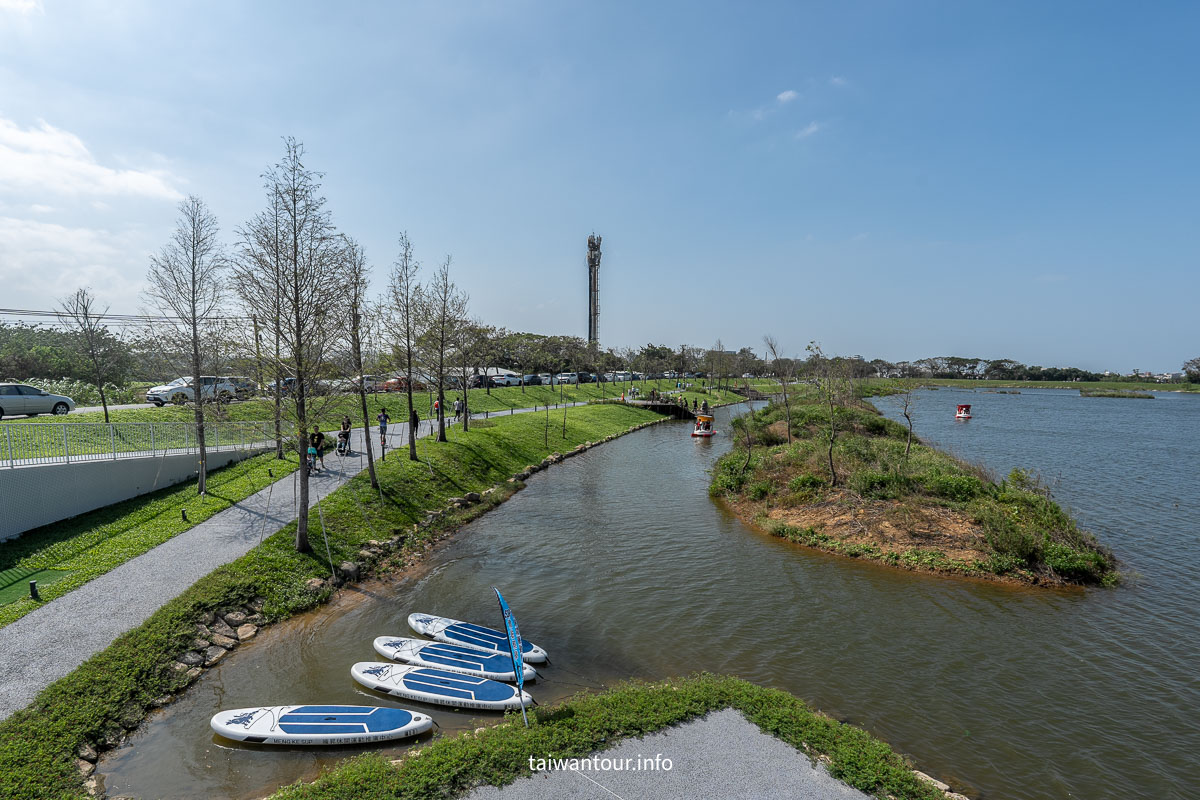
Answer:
[896,379,917,459]
[762,334,794,444]
[342,236,380,488]
[232,138,342,553]
[56,288,127,423]
[454,318,485,434]
[386,232,423,461]
[144,196,227,493]
[807,342,853,487]
[422,256,466,443]
[235,184,288,458]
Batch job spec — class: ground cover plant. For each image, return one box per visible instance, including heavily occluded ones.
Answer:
[0,403,661,800]
[0,452,298,629]
[267,674,948,800]
[1078,388,1155,398]
[710,401,1117,587]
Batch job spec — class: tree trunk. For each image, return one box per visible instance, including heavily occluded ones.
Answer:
[351,324,378,489]
[192,337,207,495]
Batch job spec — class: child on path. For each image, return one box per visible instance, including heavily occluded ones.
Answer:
[377,408,390,458]
[309,425,326,471]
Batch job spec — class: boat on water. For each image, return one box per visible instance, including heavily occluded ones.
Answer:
[955,404,972,420]
[691,414,715,437]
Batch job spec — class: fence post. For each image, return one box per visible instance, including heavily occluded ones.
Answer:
[110,425,116,460]
[5,426,12,468]
[150,424,156,456]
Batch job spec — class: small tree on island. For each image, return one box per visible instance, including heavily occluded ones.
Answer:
[762,333,794,444]
[806,341,854,487]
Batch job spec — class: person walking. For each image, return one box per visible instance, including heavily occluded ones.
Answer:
[309,425,326,472]
[377,407,391,458]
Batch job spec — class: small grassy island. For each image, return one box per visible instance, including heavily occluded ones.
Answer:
[711,400,1118,587]
[1078,388,1154,399]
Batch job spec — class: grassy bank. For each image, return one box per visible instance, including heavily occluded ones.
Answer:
[0,403,662,800]
[1078,388,1154,399]
[710,401,1117,587]
[4,379,743,429]
[0,452,298,629]
[869,377,1195,393]
[268,674,949,800]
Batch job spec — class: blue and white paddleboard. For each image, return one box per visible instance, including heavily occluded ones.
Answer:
[373,636,536,683]
[210,704,431,746]
[407,613,548,663]
[351,662,533,711]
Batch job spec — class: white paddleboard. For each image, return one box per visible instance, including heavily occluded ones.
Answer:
[210,704,431,746]
[373,636,536,682]
[408,612,548,663]
[351,662,533,711]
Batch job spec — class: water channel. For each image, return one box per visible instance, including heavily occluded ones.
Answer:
[101,394,1200,799]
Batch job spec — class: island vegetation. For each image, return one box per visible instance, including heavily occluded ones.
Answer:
[1078,388,1154,399]
[710,397,1118,588]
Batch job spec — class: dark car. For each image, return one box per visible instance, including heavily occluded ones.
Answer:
[521,374,542,386]
[576,372,596,383]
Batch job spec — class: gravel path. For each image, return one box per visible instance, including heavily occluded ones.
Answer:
[466,709,872,800]
[0,402,584,721]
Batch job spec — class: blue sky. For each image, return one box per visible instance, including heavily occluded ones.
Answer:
[0,1,1196,372]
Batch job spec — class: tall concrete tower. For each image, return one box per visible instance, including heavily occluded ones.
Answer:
[586,233,602,347]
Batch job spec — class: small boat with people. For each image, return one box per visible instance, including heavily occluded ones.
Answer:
[691,413,715,437]
[955,404,972,420]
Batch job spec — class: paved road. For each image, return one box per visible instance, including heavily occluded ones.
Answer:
[466,709,871,800]
[0,402,586,721]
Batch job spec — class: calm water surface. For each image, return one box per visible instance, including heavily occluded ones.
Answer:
[101,394,1200,799]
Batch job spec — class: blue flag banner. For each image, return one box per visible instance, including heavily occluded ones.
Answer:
[493,587,529,727]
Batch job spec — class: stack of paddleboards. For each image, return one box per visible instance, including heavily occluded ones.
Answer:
[210,606,549,746]
[352,613,549,711]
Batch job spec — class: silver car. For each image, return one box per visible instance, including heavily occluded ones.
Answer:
[0,383,76,418]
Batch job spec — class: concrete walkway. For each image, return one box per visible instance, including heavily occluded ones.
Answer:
[466,709,871,800]
[0,402,585,721]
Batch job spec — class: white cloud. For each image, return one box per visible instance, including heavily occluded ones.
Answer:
[0,118,182,201]
[0,0,43,14]
[30,203,53,213]
[776,89,798,103]
[0,216,148,308]
[829,76,848,87]
[796,121,822,138]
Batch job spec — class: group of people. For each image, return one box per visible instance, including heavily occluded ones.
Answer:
[305,417,356,473]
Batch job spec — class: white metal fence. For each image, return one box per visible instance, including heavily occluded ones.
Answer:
[1,420,276,468]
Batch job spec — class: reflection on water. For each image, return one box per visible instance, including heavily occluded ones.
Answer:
[102,396,1200,800]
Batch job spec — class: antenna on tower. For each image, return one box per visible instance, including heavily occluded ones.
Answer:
[586,233,602,348]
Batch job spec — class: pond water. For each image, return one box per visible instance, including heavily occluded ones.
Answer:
[101,394,1200,799]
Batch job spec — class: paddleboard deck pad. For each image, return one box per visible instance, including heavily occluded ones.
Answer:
[351,662,533,711]
[210,704,431,745]
[407,612,548,663]
[373,636,536,682]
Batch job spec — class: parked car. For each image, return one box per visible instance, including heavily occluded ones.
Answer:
[383,375,427,392]
[0,383,76,417]
[350,375,384,393]
[538,373,552,384]
[577,372,596,383]
[521,374,542,386]
[489,374,521,387]
[263,377,297,396]
[553,373,578,385]
[146,376,236,406]
[221,376,257,400]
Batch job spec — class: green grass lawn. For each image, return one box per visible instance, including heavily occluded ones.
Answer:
[269,674,947,800]
[2,380,745,430]
[0,452,298,630]
[0,403,664,800]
